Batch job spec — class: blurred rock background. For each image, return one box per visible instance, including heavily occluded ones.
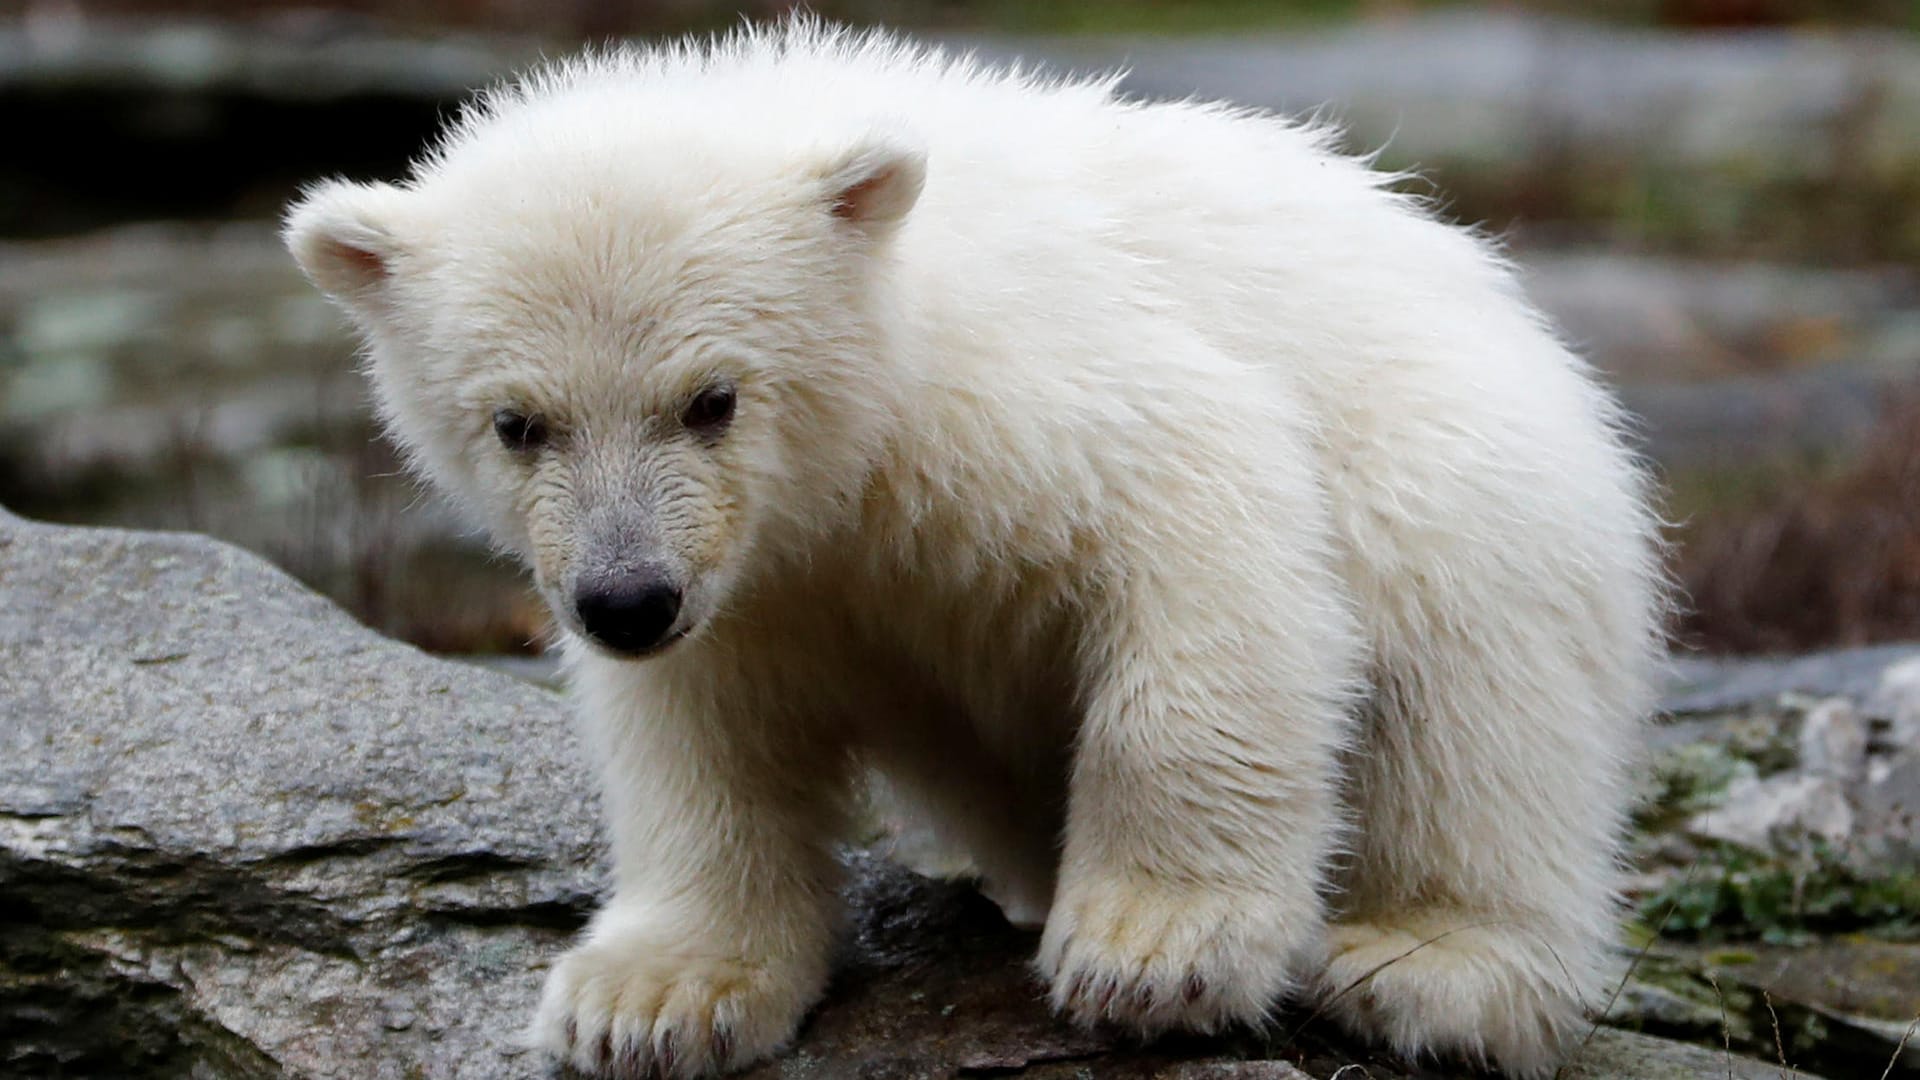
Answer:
[7,1,1920,657]
[4,1,1920,1076]
[4,0,1920,658]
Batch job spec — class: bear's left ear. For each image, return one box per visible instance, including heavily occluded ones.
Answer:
[820,135,926,232]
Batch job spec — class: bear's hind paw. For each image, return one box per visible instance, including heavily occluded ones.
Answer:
[1313,916,1593,1080]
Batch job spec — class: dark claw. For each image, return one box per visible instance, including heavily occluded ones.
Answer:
[712,1026,735,1065]
[1184,973,1206,1004]
[595,1032,614,1070]
[564,1018,579,1049]
[1095,980,1118,1017]
[657,1030,678,1077]
[1063,972,1088,1007]
[615,1041,647,1079]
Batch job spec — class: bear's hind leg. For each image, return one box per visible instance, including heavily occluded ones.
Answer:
[1319,621,1650,1079]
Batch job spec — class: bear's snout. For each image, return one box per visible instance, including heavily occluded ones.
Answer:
[574,570,685,656]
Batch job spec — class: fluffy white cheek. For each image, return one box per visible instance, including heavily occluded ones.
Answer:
[519,483,580,591]
[672,464,758,625]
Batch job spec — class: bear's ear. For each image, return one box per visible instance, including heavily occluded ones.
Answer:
[821,136,926,232]
[283,179,414,301]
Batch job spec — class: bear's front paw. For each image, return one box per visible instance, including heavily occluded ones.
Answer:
[530,923,821,1079]
[1036,874,1320,1037]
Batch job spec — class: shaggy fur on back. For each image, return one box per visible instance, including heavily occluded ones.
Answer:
[285,19,1665,1080]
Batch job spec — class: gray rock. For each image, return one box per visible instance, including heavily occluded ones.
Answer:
[0,506,597,1078]
[1648,649,1920,863]
[1626,945,1920,1078]
[1859,751,1920,860]
[0,509,1814,1078]
[1663,644,1920,716]
[1687,772,1855,850]
[1870,656,1920,748]
[1799,699,1870,783]
[1556,1026,1811,1080]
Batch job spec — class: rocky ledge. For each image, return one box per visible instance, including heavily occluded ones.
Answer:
[0,507,1887,1078]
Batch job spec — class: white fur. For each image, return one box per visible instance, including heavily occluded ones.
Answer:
[285,20,1663,1080]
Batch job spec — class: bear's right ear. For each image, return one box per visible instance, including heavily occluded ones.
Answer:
[283,179,413,302]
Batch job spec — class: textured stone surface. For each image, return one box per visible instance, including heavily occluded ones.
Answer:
[1618,949,1920,1079]
[0,509,1818,1078]
[0,506,597,1078]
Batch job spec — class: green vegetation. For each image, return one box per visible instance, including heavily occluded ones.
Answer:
[1632,743,1758,834]
[1639,842,1920,945]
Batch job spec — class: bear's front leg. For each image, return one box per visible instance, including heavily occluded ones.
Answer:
[533,650,846,1079]
[1038,518,1363,1037]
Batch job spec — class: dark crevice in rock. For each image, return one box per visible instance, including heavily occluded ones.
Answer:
[421,898,593,933]
[257,836,408,868]
[402,849,542,883]
[0,927,285,1080]
[0,850,359,958]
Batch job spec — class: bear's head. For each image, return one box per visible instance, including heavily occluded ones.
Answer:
[284,113,925,659]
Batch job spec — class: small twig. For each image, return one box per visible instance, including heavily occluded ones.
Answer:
[1880,1010,1920,1080]
[1278,921,1504,1050]
[1705,971,1734,1080]
[1558,860,1699,1080]
[1762,989,1793,1077]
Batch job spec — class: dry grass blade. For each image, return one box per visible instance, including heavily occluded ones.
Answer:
[1277,920,1504,1051]
[1557,860,1699,1080]
[1881,1010,1920,1080]
[1705,971,1734,1080]
[1763,989,1793,1078]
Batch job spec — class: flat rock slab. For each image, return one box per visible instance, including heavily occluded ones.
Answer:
[0,509,1806,1078]
[0,507,599,1077]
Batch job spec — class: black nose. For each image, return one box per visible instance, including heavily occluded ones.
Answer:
[574,573,683,655]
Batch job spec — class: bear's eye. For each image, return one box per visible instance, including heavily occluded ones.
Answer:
[682,382,736,433]
[492,408,548,453]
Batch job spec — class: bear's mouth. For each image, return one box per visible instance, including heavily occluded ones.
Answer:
[603,625,690,661]
[640,627,690,656]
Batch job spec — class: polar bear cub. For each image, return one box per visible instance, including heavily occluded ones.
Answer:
[285,20,1663,1080]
